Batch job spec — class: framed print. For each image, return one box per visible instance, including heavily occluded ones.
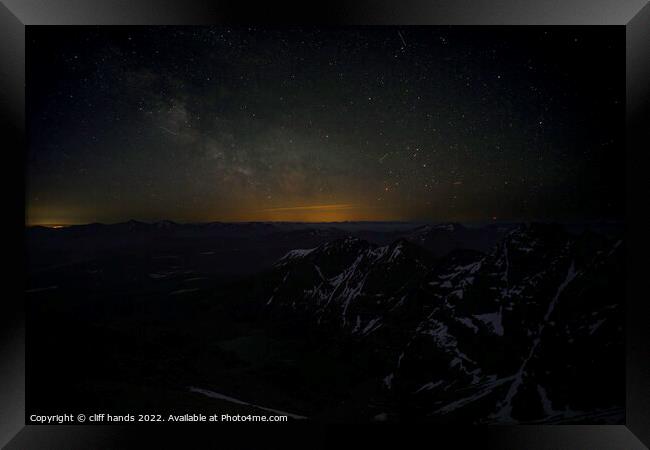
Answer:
[2,0,649,448]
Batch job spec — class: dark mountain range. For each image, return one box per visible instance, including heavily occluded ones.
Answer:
[26,220,624,423]
[252,223,624,423]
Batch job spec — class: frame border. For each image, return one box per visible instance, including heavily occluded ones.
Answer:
[2,1,648,448]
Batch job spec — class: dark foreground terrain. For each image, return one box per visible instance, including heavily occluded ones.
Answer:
[26,220,624,423]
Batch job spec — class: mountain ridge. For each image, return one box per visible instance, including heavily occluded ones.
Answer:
[253,222,624,423]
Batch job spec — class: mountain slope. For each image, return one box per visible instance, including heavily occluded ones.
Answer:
[255,223,624,423]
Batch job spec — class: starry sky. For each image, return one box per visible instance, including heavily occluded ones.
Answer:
[26,26,624,225]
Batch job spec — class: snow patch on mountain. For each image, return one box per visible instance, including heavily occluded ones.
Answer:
[474,309,504,336]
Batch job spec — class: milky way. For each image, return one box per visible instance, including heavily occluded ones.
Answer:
[26,26,624,224]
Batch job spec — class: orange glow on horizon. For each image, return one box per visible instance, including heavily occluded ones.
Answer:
[262,203,356,212]
[236,203,397,223]
[26,202,412,224]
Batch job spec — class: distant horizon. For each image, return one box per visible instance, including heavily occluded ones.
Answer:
[26,217,624,228]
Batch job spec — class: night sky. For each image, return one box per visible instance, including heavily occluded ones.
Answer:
[26,26,624,225]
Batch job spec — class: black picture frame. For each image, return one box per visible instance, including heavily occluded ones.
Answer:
[2,1,648,448]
